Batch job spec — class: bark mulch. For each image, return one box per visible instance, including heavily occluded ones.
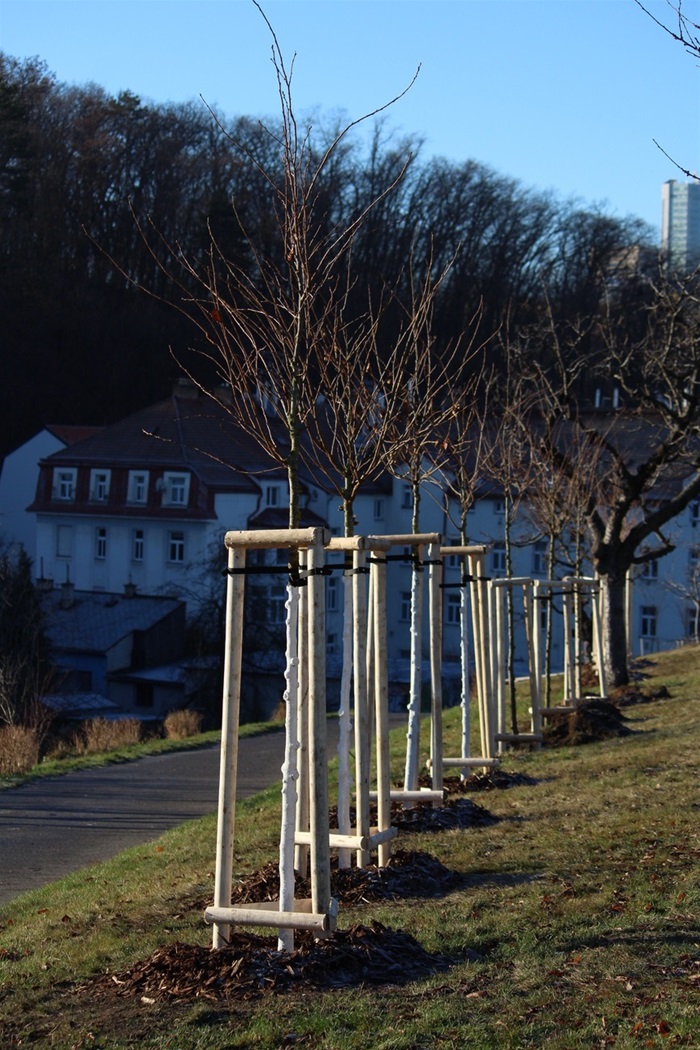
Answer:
[232,849,466,907]
[611,683,671,707]
[426,770,540,793]
[94,921,455,1003]
[388,795,500,833]
[543,698,633,746]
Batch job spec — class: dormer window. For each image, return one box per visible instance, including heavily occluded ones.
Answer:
[90,469,110,502]
[162,472,190,507]
[127,471,149,504]
[265,484,280,508]
[54,468,76,501]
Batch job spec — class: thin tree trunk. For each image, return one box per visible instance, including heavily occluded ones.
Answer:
[544,535,556,706]
[336,491,356,869]
[504,495,518,734]
[459,518,471,765]
[404,478,423,793]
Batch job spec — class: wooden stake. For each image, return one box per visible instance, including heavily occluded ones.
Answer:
[371,549,392,866]
[211,545,245,949]
[428,542,443,796]
[307,534,331,928]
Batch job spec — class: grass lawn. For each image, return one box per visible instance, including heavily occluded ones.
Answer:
[1,648,699,1049]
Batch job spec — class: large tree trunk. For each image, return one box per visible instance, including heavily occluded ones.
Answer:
[599,569,629,688]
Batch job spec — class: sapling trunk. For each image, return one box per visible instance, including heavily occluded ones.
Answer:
[404,478,423,793]
[459,520,471,769]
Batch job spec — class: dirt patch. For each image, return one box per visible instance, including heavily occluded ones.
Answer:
[543,699,632,746]
[91,921,454,1004]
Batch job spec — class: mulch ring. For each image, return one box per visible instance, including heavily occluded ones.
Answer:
[92,921,455,1003]
[543,698,633,746]
[328,795,500,836]
[420,770,540,794]
[234,849,466,908]
[611,683,671,707]
[389,795,500,832]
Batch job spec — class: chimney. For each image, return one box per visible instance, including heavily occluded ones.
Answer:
[123,582,138,599]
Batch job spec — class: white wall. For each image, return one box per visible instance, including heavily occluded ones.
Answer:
[0,430,65,564]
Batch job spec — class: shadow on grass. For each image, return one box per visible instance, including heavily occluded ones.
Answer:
[558,921,700,955]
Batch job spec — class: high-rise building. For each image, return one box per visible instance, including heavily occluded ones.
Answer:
[661,179,700,273]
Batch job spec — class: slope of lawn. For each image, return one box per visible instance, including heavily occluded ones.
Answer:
[1,648,699,1049]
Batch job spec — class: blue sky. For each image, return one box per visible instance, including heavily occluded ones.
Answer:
[2,0,700,236]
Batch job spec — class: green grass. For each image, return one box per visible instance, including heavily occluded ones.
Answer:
[0,720,282,790]
[2,650,700,1048]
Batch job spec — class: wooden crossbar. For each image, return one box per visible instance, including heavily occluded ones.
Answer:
[428,756,500,769]
[495,732,544,744]
[204,897,338,934]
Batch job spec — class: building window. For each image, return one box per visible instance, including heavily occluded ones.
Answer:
[689,547,700,581]
[691,501,700,528]
[640,605,657,638]
[373,499,384,521]
[686,605,700,640]
[265,485,280,507]
[54,468,76,501]
[327,575,338,613]
[402,485,413,509]
[162,472,189,507]
[56,525,73,558]
[532,539,548,577]
[400,591,411,622]
[494,499,505,516]
[327,632,338,655]
[132,529,144,562]
[168,530,185,563]
[641,558,658,580]
[491,543,506,577]
[269,583,286,625]
[446,592,462,626]
[95,527,107,560]
[128,471,149,504]
[445,538,462,569]
[90,469,110,502]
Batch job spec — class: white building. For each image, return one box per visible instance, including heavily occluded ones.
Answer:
[5,385,699,712]
[661,179,700,274]
[0,424,100,564]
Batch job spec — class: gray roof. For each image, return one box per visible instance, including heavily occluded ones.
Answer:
[42,589,184,653]
[39,389,294,492]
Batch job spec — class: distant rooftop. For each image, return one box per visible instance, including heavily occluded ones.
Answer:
[41,588,184,653]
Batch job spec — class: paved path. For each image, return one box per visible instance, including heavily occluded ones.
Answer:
[0,717,405,906]
[0,729,291,905]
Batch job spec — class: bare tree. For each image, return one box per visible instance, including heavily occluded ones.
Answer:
[480,336,538,733]
[527,269,700,687]
[109,4,420,947]
[521,420,605,702]
[376,256,477,791]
